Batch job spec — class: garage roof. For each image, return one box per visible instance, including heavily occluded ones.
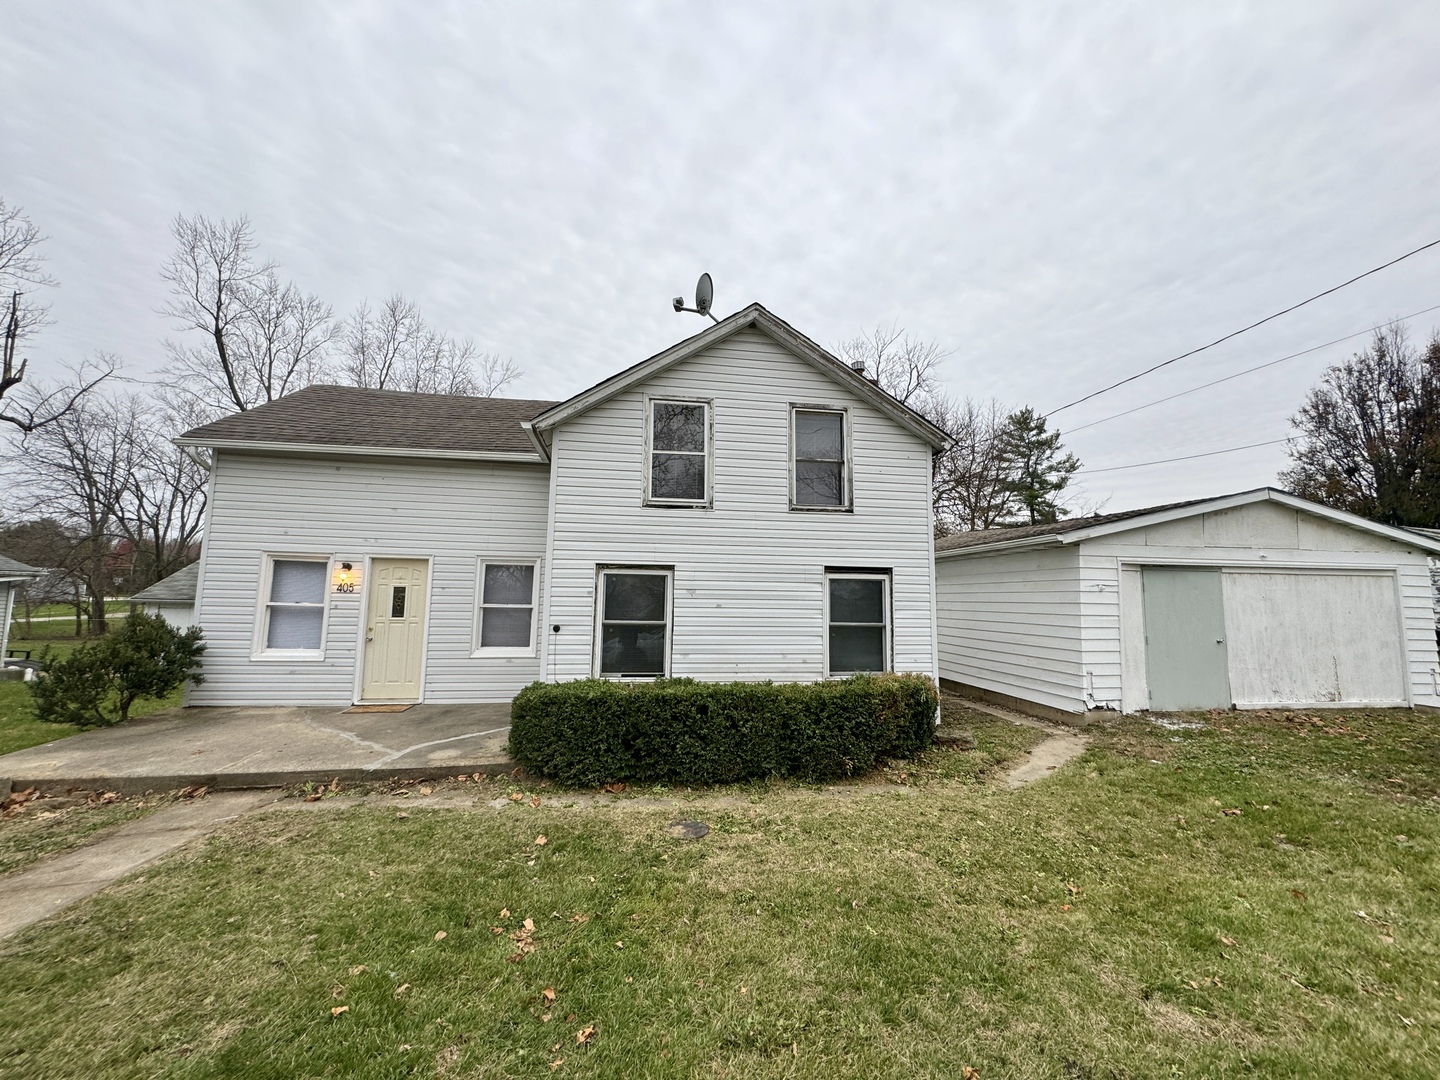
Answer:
[935,487,1440,558]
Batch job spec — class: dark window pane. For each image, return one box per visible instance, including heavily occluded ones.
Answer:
[600,623,667,675]
[604,573,667,622]
[652,402,706,452]
[830,577,884,623]
[271,560,326,604]
[651,453,706,501]
[481,606,533,648]
[795,460,843,506]
[390,586,407,618]
[796,411,843,460]
[829,625,885,674]
[484,564,534,605]
[268,606,323,650]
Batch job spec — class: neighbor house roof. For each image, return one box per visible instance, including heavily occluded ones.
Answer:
[935,487,1440,558]
[130,562,199,604]
[0,554,43,582]
[175,385,559,462]
[527,303,950,451]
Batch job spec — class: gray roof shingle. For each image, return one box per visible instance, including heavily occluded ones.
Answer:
[0,554,43,578]
[130,562,200,603]
[177,385,559,456]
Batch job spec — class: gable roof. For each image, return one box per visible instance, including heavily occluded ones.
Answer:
[526,303,950,450]
[935,487,1440,558]
[0,554,43,582]
[175,385,558,461]
[130,562,199,603]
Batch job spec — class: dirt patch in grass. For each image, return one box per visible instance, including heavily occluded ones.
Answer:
[0,790,172,878]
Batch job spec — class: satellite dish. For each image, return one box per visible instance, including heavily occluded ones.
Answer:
[695,273,713,316]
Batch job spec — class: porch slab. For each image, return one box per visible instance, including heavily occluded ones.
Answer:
[0,703,515,795]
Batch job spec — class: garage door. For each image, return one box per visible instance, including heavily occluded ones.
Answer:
[1222,570,1406,707]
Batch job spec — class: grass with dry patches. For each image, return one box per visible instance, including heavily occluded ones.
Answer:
[0,792,172,879]
[1,704,1437,1078]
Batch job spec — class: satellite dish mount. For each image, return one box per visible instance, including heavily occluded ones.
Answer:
[672,272,719,323]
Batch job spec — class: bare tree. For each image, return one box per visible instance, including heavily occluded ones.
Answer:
[340,294,521,396]
[930,396,1016,533]
[161,214,333,415]
[0,198,112,434]
[19,386,145,634]
[837,322,948,407]
[123,394,209,586]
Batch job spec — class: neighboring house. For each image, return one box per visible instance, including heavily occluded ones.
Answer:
[173,304,947,707]
[129,563,200,629]
[0,555,43,665]
[934,488,1440,719]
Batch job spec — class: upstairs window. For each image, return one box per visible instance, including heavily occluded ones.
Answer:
[597,568,671,677]
[826,572,889,675]
[793,408,849,509]
[261,557,329,655]
[475,561,538,652]
[647,399,710,505]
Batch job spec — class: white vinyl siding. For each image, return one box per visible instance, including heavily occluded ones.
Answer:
[543,326,936,685]
[191,452,550,705]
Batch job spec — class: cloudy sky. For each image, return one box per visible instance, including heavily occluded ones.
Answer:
[4,2,1439,510]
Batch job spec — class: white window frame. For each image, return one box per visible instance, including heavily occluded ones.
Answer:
[790,405,852,511]
[253,553,332,661]
[593,566,673,679]
[823,570,891,677]
[472,558,541,657]
[643,396,713,508]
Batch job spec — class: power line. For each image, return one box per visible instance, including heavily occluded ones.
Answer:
[1064,301,1440,435]
[1076,438,1289,475]
[1044,237,1440,419]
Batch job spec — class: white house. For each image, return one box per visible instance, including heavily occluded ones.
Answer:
[173,304,947,707]
[129,562,199,629]
[934,489,1440,719]
[0,554,43,669]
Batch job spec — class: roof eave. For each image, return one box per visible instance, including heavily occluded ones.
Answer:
[172,438,547,464]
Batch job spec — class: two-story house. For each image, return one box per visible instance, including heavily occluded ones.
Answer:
[174,304,948,707]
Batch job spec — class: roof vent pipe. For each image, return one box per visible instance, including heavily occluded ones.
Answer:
[849,361,866,375]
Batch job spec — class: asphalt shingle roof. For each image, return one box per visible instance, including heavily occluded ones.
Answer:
[934,492,1263,553]
[130,562,199,603]
[0,554,42,578]
[178,385,560,456]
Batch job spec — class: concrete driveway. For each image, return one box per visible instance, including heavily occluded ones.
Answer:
[0,703,514,794]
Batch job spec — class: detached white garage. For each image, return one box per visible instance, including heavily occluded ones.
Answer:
[934,488,1440,718]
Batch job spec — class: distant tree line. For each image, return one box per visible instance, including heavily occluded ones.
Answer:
[0,201,522,634]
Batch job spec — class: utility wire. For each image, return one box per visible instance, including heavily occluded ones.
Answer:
[1065,301,1440,435]
[1045,237,1440,418]
[1076,438,1290,475]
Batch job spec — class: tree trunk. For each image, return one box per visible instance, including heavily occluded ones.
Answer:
[89,588,107,636]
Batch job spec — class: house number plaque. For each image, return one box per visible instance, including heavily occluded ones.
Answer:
[331,561,363,595]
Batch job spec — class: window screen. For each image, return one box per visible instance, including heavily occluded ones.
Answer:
[479,563,536,649]
[649,401,708,503]
[827,574,888,674]
[265,559,327,651]
[599,571,669,676]
[795,409,846,507]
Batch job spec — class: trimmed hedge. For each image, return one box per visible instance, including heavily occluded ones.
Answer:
[507,673,939,786]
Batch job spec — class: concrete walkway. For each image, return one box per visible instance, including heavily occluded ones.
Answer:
[0,790,279,939]
[953,697,1090,788]
[0,703,515,795]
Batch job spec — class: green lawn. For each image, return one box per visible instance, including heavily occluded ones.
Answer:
[0,634,183,756]
[0,703,1437,1078]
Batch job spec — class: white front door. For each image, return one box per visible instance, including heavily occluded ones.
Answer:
[361,558,429,701]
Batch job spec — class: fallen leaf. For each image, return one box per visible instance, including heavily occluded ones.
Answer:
[434,930,447,941]
[396,811,409,819]
[1059,904,1071,912]
[551,1042,562,1052]
[530,796,542,808]
[509,793,523,802]
[1380,935,1395,944]
[542,1012,552,1022]
[542,987,557,1004]
[489,926,504,935]
[1290,889,1307,902]
[575,1024,596,1045]
[419,786,433,796]
[550,1059,564,1071]
[962,1068,980,1080]
[394,983,410,997]
[399,1044,412,1051]
[524,918,535,931]
[1222,808,1242,816]
[330,1005,349,1017]
[349,965,368,975]
[569,913,589,924]
[615,941,624,949]
[1219,934,1237,947]
[603,782,626,794]
[534,835,548,846]
[500,908,511,918]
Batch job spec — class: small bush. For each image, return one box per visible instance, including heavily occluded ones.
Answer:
[508,673,938,786]
[30,612,205,727]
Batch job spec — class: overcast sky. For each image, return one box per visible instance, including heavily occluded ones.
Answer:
[4,2,1439,510]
